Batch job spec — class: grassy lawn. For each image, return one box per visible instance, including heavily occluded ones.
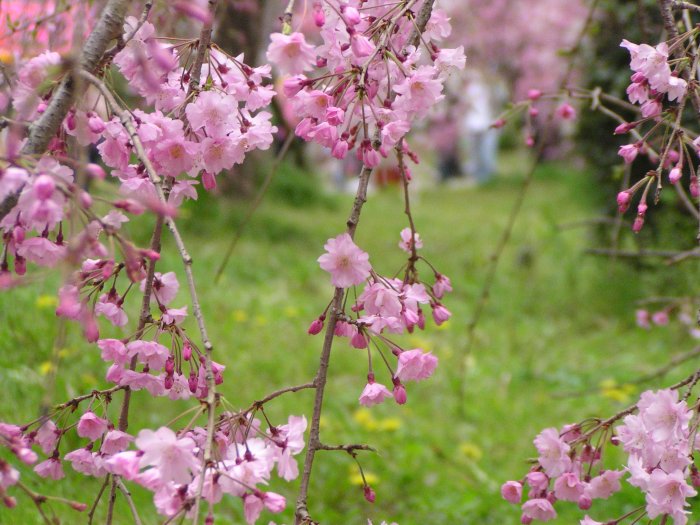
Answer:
[1,157,698,524]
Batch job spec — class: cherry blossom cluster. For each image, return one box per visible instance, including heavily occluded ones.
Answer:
[502,388,699,524]
[1,406,306,523]
[1,13,277,283]
[635,297,700,340]
[0,0,455,522]
[266,0,465,166]
[612,32,700,233]
[311,227,450,407]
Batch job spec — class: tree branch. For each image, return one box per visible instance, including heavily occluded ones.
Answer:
[77,68,219,525]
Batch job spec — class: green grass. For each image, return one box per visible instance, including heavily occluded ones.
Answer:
[1,158,699,524]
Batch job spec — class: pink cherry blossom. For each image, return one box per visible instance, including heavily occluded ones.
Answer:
[76,411,108,441]
[522,498,557,521]
[317,233,371,288]
[135,427,199,484]
[35,420,59,455]
[501,481,523,504]
[534,428,571,477]
[185,91,238,138]
[359,380,393,407]
[33,458,64,480]
[101,430,134,455]
[394,349,438,382]
[266,32,316,75]
[586,470,623,500]
[399,227,422,253]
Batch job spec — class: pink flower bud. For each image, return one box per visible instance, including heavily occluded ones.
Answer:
[491,118,507,129]
[344,6,361,26]
[351,331,368,349]
[332,140,349,159]
[633,215,645,233]
[183,341,192,361]
[363,485,376,503]
[79,191,93,209]
[631,72,646,83]
[283,75,307,97]
[173,1,213,24]
[313,2,325,27]
[614,122,636,135]
[87,114,106,134]
[393,383,407,405]
[527,89,543,100]
[556,102,576,120]
[525,136,535,148]
[577,494,592,510]
[350,33,374,58]
[70,502,88,512]
[529,107,539,118]
[651,311,669,326]
[691,176,700,198]
[669,166,682,184]
[616,191,631,213]
[432,303,451,325]
[308,318,324,335]
[202,171,217,191]
[86,163,106,180]
[14,256,26,276]
[326,107,345,126]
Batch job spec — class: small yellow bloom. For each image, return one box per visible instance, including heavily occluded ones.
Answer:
[377,418,402,432]
[36,295,58,309]
[349,469,379,486]
[38,361,54,376]
[232,310,248,323]
[599,378,635,403]
[353,408,378,431]
[58,348,74,358]
[459,441,483,461]
[283,306,299,318]
[254,315,268,326]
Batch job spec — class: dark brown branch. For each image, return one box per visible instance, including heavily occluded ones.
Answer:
[295,4,437,523]
[317,443,376,454]
[671,1,700,13]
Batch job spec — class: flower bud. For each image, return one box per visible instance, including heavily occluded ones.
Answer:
[669,165,682,184]
[308,318,324,335]
[616,191,631,213]
[86,163,106,180]
[577,494,592,510]
[393,383,407,405]
[527,89,542,101]
[363,485,376,503]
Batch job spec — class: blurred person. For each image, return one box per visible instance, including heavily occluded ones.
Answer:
[461,70,502,184]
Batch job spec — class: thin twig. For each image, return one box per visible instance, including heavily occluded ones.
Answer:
[78,68,219,525]
[116,478,143,525]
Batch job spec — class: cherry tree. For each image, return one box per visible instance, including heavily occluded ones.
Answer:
[0,0,463,523]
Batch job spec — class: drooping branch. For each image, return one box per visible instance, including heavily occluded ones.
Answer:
[78,68,220,525]
[294,3,439,522]
[0,0,130,221]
